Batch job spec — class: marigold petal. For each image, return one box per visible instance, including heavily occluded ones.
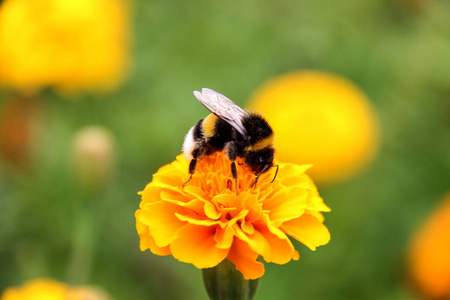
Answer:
[241,220,255,235]
[135,210,171,255]
[234,226,268,256]
[265,186,308,227]
[139,230,171,255]
[235,224,294,264]
[140,180,206,215]
[152,169,185,187]
[159,191,209,216]
[138,202,187,248]
[306,211,325,223]
[173,154,190,169]
[212,194,240,210]
[171,224,229,269]
[257,224,295,264]
[279,163,312,176]
[227,238,265,280]
[307,195,331,212]
[282,214,330,250]
[214,225,235,249]
[175,213,220,226]
[159,190,191,203]
[278,164,313,187]
[204,201,221,219]
[183,185,209,201]
[303,183,331,213]
[138,184,165,207]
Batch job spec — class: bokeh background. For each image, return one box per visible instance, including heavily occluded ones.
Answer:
[1,0,449,299]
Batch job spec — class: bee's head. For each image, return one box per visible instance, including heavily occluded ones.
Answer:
[245,148,274,175]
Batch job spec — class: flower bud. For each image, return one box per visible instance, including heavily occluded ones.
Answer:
[71,126,116,191]
[67,286,111,300]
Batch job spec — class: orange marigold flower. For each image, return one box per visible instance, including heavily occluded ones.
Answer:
[135,152,331,280]
[408,192,450,300]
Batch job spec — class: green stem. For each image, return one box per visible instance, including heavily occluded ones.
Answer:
[202,259,260,300]
[66,204,96,285]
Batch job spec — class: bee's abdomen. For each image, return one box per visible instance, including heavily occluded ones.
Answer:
[242,113,275,151]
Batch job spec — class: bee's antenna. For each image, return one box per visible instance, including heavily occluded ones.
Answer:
[270,164,279,183]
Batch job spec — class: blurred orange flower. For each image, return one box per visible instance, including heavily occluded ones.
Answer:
[0,97,38,167]
[408,192,450,300]
[248,71,379,184]
[135,152,331,280]
[0,278,111,300]
[0,0,130,94]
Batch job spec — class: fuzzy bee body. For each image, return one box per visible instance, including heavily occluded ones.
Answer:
[182,88,276,192]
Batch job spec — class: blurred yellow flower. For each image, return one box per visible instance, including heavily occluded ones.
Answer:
[0,279,68,300]
[408,192,450,300]
[0,0,130,94]
[248,71,379,184]
[0,279,112,300]
[135,152,330,280]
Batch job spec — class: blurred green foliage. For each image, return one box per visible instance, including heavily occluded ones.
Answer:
[1,0,450,299]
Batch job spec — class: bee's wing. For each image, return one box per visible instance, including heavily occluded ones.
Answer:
[193,88,249,137]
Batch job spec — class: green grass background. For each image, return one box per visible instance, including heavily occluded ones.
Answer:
[1,0,450,299]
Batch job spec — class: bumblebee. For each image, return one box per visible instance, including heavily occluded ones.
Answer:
[182,88,278,193]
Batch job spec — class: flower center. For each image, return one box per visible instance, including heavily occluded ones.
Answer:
[187,152,274,196]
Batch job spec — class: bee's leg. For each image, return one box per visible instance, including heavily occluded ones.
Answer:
[231,161,238,194]
[250,164,270,188]
[182,159,196,188]
[224,141,239,194]
[270,164,279,183]
[183,148,200,188]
